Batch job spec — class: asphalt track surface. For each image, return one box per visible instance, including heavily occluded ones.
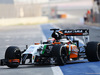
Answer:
[0,23,100,75]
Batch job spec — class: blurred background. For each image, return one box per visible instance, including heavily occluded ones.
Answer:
[0,0,99,26]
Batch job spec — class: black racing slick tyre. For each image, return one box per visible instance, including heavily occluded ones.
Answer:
[5,46,21,68]
[52,45,67,65]
[86,42,100,62]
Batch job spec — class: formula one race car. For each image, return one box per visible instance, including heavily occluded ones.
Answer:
[0,29,100,68]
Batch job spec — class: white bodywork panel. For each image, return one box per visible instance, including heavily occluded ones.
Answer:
[23,44,44,63]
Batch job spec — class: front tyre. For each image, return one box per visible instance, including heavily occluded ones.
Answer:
[52,45,67,65]
[5,46,21,68]
[86,42,100,62]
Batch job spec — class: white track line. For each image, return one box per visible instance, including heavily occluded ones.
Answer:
[51,66,63,75]
[41,28,63,75]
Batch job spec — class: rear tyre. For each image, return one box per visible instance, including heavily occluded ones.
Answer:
[86,42,100,62]
[5,46,21,68]
[52,45,67,65]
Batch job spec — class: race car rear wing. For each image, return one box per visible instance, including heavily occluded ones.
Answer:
[61,29,89,46]
[61,29,89,36]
